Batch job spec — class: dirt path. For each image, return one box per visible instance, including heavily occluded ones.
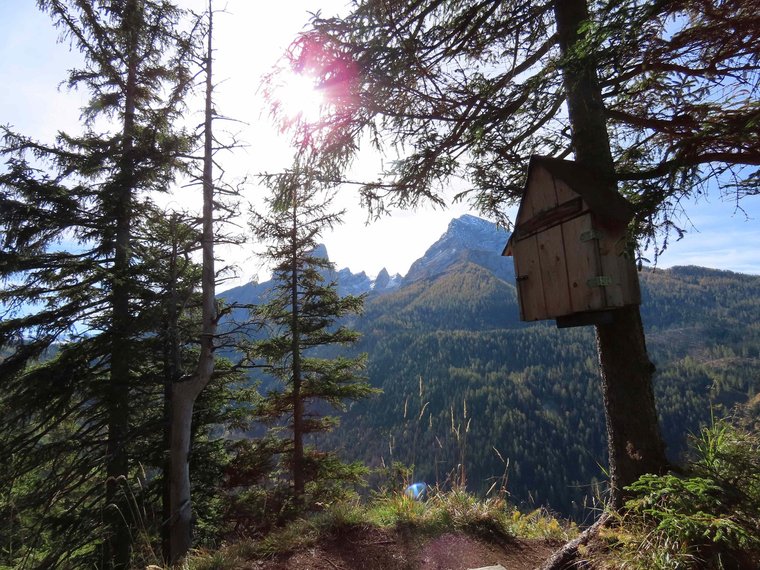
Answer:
[242,527,561,569]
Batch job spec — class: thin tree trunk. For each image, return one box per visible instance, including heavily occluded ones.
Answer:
[162,216,182,563]
[167,4,217,563]
[162,346,173,564]
[553,0,668,508]
[540,512,611,570]
[290,198,305,504]
[106,2,139,567]
[169,381,199,563]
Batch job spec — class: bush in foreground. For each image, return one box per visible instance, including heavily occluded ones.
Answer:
[614,418,760,569]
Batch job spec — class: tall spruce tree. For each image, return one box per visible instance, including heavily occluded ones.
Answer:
[245,157,376,516]
[0,1,194,567]
[269,0,759,507]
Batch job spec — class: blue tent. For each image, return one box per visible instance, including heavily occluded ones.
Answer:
[404,482,428,500]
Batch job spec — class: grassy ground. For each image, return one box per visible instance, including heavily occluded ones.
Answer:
[185,489,575,570]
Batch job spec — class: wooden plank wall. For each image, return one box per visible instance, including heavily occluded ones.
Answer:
[513,237,547,320]
[599,235,641,307]
[561,214,605,313]
[512,164,639,322]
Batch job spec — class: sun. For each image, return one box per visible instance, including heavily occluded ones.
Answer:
[272,69,325,124]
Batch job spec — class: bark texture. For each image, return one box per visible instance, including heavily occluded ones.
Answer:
[167,4,217,562]
[596,305,667,504]
[553,0,668,508]
[169,382,200,563]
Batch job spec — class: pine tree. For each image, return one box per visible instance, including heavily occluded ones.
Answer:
[244,157,377,517]
[0,1,195,567]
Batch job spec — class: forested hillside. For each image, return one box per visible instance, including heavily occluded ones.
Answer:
[222,216,760,519]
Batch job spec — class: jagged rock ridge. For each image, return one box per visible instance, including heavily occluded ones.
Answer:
[219,214,504,304]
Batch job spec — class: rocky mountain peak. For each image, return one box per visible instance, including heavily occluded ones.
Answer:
[404,215,510,283]
[220,216,511,304]
[310,243,330,261]
[374,267,391,290]
[336,267,372,297]
[372,267,402,292]
[443,214,507,251]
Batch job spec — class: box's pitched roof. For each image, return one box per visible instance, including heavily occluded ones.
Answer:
[527,156,634,224]
[503,156,635,256]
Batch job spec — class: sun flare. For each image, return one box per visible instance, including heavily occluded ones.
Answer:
[274,70,325,123]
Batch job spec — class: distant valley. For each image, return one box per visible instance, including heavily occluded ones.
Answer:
[220,215,760,518]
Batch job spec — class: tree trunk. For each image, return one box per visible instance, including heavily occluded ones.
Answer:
[168,381,200,563]
[162,351,173,564]
[290,200,305,504]
[553,0,668,508]
[162,216,182,563]
[167,368,214,565]
[166,4,217,563]
[106,2,139,567]
[596,305,667,505]
[166,4,217,562]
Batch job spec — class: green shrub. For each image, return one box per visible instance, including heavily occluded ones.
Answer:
[623,418,760,568]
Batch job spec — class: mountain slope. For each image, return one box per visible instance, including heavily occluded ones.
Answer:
[341,260,760,516]
[221,216,760,518]
[363,261,521,333]
[403,214,513,284]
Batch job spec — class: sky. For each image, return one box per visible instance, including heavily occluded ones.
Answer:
[2,1,758,289]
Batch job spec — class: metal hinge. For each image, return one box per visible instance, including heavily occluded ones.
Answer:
[587,276,612,287]
[580,229,604,242]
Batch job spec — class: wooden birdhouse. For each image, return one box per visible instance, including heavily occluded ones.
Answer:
[503,156,640,328]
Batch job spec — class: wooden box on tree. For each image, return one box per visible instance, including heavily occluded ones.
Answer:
[503,156,640,328]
